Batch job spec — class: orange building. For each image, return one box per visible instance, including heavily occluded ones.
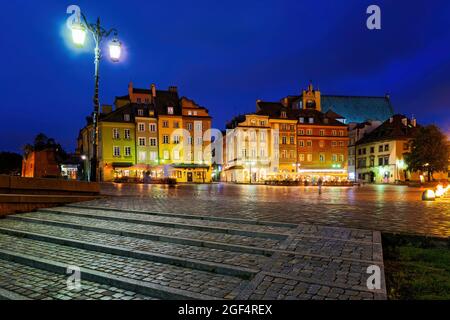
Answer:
[22,149,60,178]
[254,83,349,182]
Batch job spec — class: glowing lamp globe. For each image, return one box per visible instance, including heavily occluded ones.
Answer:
[109,38,122,62]
[422,189,436,201]
[71,23,86,47]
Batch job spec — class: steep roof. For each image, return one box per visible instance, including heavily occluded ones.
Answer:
[321,95,394,124]
[256,100,346,126]
[357,114,419,145]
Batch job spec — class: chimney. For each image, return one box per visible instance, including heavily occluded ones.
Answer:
[411,116,417,127]
[128,81,133,97]
[151,83,156,98]
[256,99,262,111]
[168,86,178,93]
[101,104,113,114]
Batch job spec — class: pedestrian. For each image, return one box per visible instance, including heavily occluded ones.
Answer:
[318,178,323,195]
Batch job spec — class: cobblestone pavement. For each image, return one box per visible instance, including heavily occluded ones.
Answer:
[98,183,450,237]
[0,192,386,300]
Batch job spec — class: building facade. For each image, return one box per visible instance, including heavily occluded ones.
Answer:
[222,83,351,183]
[78,83,212,183]
[347,121,382,181]
[355,115,419,183]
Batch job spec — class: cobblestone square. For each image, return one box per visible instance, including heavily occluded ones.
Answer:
[2,183,443,300]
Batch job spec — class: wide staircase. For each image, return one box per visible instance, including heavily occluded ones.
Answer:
[0,203,386,300]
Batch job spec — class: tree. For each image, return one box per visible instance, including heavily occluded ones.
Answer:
[404,125,450,182]
[0,152,22,175]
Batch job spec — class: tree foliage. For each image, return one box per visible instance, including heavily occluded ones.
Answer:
[405,125,449,181]
[0,152,22,175]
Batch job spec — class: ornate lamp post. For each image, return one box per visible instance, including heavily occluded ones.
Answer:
[69,13,122,182]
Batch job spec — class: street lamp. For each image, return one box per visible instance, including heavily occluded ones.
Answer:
[68,12,122,182]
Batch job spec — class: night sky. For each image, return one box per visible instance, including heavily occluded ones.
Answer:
[1,0,449,153]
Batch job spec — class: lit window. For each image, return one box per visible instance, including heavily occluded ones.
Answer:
[150,151,157,161]
[113,128,120,139]
[299,154,305,162]
[309,117,314,124]
[167,107,174,115]
[163,150,170,160]
[138,151,146,161]
[173,150,180,160]
[319,140,325,148]
[113,146,120,157]
[307,154,313,162]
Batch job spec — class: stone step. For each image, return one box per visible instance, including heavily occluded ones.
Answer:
[40,207,289,240]
[65,204,376,243]
[11,211,281,250]
[67,203,299,229]
[0,234,248,300]
[0,219,263,278]
[0,258,156,300]
[7,213,380,262]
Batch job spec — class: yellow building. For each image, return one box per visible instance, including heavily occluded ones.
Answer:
[78,83,212,183]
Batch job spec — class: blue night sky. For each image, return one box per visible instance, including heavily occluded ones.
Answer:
[1,0,449,153]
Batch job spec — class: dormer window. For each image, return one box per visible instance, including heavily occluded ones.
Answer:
[281,111,287,118]
[137,109,144,116]
[299,117,304,123]
[137,98,142,104]
[167,107,174,115]
[124,114,130,121]
[309,117,314,124]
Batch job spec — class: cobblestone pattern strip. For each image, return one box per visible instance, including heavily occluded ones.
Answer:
[0,224,259,279]
[11,212,281,249]
[0,258,155,300]
[0,234,247,299]
[40,208,288,240]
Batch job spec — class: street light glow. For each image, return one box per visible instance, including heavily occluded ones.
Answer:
[109,38,122,62]
[71,23,86,47]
